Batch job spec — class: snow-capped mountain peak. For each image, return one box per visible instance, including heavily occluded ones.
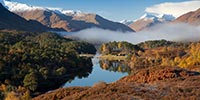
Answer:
[138,13,175,22]
[4,0,44,12]
[140,13,158,20]
[119,20,133,25]
[128,13,175,32]
[42,7,84,16]
[3,0,85,16]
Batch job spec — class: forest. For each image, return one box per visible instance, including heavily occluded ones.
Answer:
[99,40,200,71]
[32,39,200,100]
[99,60,131,74]
[100,41,143,55]
[1,31,200,99]
[0,31,96,99]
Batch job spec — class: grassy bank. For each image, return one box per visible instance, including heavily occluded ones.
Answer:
[97,54,127,60]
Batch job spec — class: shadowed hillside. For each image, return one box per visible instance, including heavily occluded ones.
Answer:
[0,4,52,32]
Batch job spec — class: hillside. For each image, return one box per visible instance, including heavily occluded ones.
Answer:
[0,31,96,99]
[33,67,200,100]
[0,4,51,32]
[174,8,200,26]
[32,40,200,99]
[15,10,134,32]
[129,18,156,32]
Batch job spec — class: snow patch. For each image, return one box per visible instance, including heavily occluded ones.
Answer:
[4,0,44,11]
[134,13,175,22]
[4,0,86,16]
[61,10,83,16]
[119,20,133,25]
[140,13,158,19]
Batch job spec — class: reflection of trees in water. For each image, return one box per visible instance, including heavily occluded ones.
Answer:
[0,60,93,95]
[99,60,131,74]
[63,65,93,84]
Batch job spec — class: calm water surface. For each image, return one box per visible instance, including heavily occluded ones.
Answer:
[64,54,130,87]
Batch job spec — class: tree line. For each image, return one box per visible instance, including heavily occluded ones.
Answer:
[99,40,200,71]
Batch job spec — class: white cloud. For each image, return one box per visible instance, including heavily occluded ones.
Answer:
[58,23,200,44]
[145,1,200,18]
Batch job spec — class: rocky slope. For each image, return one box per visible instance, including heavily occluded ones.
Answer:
[129,18,156,32]
[4,1,134,32]
[0,3,52,32]
[33,66,200,100]
[16,10,134,32]
[174,8,200,26]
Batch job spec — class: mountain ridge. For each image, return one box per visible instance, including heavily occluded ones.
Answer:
[0,3,55,32]
[4,0,134,32]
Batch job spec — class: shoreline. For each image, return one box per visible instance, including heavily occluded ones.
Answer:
[97,54,127,60]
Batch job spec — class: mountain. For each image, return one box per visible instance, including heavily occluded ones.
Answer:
[0,3,51,32]
[128,13,175,32]
[4,0,134,32]
[119,20,133,26]
[128,8,200,32]
[174,8,200,26]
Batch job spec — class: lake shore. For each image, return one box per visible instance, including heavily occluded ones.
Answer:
[79,54,95,58]
[33,66,200,100]
[97,54,127,60]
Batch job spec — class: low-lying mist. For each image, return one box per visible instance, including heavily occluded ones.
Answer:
[60,23,200,44]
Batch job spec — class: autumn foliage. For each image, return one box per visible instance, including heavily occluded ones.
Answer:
[128,40,200,70]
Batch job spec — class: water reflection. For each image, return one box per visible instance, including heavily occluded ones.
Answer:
[0,59,93,96]
[99,60,131,74]
[64,56,131,87]
[62,66,92,84]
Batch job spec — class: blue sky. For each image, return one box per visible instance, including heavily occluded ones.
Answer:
[11,0,189,21]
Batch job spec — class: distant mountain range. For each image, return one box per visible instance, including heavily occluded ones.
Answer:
[121,8,200,32]
[126,13,175,32]
[0,0,199,33]
[3,0,134,32]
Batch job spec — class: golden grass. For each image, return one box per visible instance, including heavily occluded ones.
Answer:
[79,54,95,58]
[97,54,127,60]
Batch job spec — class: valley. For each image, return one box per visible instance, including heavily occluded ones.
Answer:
[32,40,200,100]
[0,0,200,100]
